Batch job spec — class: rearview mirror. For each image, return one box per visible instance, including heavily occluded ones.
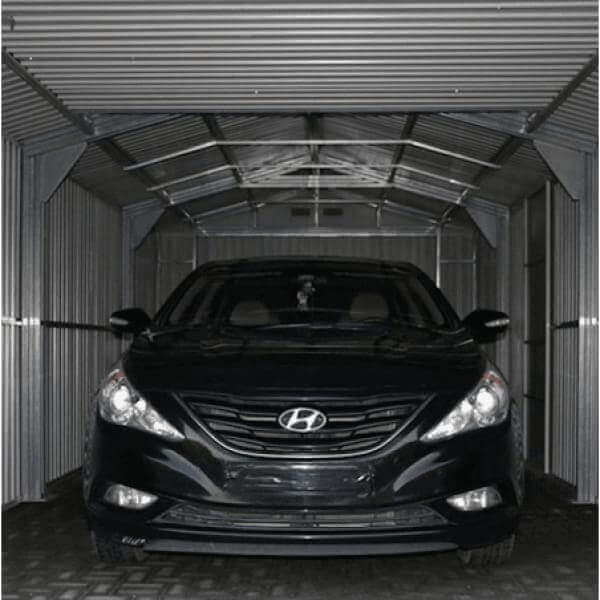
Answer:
[109,308,151,336]
[463,309,510,344]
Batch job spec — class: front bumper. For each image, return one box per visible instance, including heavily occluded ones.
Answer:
[88,495,518,556]
[84,397,522,556]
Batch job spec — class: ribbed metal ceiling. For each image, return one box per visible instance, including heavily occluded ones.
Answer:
[537,69,598,148]
[1,64,82,145]
[2,0,597,112]
[63,112,550,219]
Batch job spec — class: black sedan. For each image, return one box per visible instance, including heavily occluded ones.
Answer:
[83,257,523,566]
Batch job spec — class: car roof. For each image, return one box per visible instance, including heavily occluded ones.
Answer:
[195,256,423,276]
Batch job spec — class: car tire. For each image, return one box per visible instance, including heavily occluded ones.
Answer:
[91,529,147,563]
[457,534,515,567]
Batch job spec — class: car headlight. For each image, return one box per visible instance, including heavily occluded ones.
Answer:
[421,366,509,442]
[98,368,184,441]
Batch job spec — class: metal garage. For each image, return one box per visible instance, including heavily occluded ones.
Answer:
[1,0,598,595]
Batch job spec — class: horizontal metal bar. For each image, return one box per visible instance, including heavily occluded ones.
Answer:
[195,228,437,238]
[125,138,500,172]
[239,181,431,189]
[147,164,233,191]
[246,162,478,189]
[192,200,258,222]
[0,316,41,327]
[40,320,112,332]
[262,198,372,206]
[123,140,218,170]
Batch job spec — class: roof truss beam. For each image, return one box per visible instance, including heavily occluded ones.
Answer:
[97,138,194,224]
[441,52,598,223]
[2,49,94,136]
[385,113,418,186]
[124,138,500,172]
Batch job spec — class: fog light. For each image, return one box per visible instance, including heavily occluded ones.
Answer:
[104,484,158,510]
[446,486,502,511]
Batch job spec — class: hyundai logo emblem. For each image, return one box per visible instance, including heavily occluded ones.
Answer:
[278,407,327,433]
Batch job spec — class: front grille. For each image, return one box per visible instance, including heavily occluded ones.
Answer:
[157,503,445,531]
[182,392,428,456]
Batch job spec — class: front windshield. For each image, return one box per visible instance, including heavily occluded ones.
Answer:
[159,268,458,334]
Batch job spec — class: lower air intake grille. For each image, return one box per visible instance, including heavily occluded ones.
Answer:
[157,503,445,530]
[182,392,428,456]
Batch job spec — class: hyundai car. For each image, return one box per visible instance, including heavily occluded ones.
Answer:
[83,257,523,566]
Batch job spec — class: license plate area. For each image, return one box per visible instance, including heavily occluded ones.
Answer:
[224,463,372,503]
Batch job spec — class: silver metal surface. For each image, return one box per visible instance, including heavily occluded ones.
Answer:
[435,226,442,287]
[1,63,82,148]
[2,1,596,112]
[577,152,599,503]
[521,197,529,459]
[43,178,123,483]
[126,139,500,172]
[544,180,552,474]
[550,183,578,485]
[537,69,598,150]
[2,135,23,506]
[20,153,44,500]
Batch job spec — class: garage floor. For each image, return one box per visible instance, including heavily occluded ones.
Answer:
[2,471,597,600]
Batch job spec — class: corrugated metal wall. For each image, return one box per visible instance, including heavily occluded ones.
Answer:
[43,179,123,483]
[136,225,500,322]
[508,200,526,455]
[551,183,579,485]
[441,231,477,319]
[2,136,23,506]
[143,231,443,311]
[577,153,599,503]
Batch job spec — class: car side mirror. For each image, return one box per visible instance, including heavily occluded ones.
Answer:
[109,308,151,336]
[463,309,510,344]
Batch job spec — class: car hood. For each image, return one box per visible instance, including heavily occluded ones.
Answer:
[123,328,486,398]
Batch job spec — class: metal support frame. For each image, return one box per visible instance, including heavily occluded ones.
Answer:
[98,138,193,228]
[4,49,188,157]
[439,53,598,229]
[496,210,511,377]
[544,180,553,475]
[435,225,443,288]
[121,199,171,307]
[534,141,585,201]
[25,114,184,157]
[202,114,256,214]
[382,113,418,197]
[306,114,322,228]
[124,138,500,172]
[195,228,437,238]
[576,151,599,504]
[522,195,530,461]
[2,49,93,136]
[193,200,256,223]
[34,143,86,201]
[20,143,86,501]
[524,53,598,134]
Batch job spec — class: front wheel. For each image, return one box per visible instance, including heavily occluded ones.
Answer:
[457,534,515,567]
[91,529,147,563]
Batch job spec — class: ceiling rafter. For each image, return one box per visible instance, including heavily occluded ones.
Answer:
[96,138,194,224]
[384,113,419,188]
[202,114,256,210]
[441,52,598,223]
[124,138,500,172]
[2,49,94,136]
